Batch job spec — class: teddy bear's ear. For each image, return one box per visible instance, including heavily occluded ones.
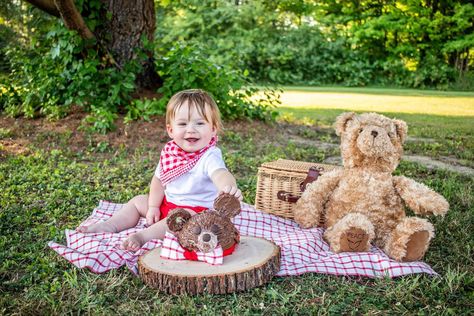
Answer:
[167,208,192,232]
[393,119,408,143]
[213,193,241,218]
[334,112,356,136]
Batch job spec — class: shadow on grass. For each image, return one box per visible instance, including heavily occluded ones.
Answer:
[280,85,474,97]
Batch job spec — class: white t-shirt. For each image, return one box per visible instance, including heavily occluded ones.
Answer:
[155,147,227,208]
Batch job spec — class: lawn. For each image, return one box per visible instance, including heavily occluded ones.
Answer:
[278,86,474,120]
[1,88,473,314]
[278,87,474,166]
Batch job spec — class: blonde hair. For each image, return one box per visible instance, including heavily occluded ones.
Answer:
[165,89,223,132]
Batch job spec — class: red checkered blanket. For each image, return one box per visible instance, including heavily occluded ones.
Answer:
[48,201,436,278]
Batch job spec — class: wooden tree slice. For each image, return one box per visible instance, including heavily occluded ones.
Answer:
[138,236,280,295]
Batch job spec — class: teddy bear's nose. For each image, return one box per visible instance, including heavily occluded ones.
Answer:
[202,233,211,242]
[371,130,378,137]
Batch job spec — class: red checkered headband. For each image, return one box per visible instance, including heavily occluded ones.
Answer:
[158,136,217,186]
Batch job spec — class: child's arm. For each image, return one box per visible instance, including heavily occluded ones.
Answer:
[211,169,243,200]
[146,175,165,225]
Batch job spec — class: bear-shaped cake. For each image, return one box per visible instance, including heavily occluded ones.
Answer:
[166,193,241,253]
[294,112,449,261]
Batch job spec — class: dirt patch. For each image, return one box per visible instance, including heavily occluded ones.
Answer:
[403,155,474,176]
[406,136,436,143]
[292,132,474,176]
[0,110,167,156]
[2,114,472,176]
[0,113,285,158]
[0,139,31,158]
[322,154,474,176]
[285,135,339,150]
[323,156,343,165]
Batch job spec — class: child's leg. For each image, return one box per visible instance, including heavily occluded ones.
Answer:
[77,195,148,233]
[122,209,197,251]
[121,219,168,251]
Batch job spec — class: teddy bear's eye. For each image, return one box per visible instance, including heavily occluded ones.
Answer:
[211,224,220,234]
[193,226,201,235]
[358,128,363,134]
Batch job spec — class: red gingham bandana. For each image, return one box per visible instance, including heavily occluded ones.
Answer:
[159,137,217,186]
[160,231,236,265]
[49,201,437,278]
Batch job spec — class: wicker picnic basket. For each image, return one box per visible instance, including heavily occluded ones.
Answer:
[255,159,340,220]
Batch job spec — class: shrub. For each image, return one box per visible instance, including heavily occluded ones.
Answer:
[1,26,278,132]
[155,42,279,122]
[1,25,138,132]
[412,55,456,90]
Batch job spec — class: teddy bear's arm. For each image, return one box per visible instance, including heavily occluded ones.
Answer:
[393,176,449,216]
[294,169,344,228]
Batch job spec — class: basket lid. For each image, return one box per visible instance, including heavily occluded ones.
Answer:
[260,159,339,174]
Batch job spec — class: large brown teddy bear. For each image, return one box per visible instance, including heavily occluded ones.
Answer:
[294,112,449,261]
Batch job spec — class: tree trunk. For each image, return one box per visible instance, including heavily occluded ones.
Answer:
[24,0,163,91]
[95,0,162,90]
[55,0,94,39]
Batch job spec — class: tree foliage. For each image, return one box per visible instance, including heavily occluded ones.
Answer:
[0,0,472,132]
[156,0,473,89]
[0,1,278,132]
[0,3,143,132]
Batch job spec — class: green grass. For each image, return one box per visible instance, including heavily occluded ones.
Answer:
[277,87,474,166]
[279,87,474,117]
[1,88,474,314]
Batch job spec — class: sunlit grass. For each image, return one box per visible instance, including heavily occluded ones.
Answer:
[275,86,474,165]
[278,86,474,117]
[277,107,474,137]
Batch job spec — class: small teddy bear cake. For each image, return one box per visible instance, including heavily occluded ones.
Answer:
[166,193,241,254]
[294,112,449,262]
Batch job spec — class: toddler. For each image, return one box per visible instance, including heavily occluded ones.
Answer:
[78,89,242,251]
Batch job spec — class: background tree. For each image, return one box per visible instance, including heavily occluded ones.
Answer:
[1,0,472,132]
[155,0,473,88]
[0,0,277,132]
[23,0,162,90]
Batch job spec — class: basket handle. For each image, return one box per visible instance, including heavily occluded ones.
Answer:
[300,166,323,192]
[277,166,324,204]
[277,191,300,203]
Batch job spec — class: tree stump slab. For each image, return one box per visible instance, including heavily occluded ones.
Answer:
[138,236,280,295]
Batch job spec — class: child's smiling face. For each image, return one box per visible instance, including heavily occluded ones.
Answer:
[166,101,216,152]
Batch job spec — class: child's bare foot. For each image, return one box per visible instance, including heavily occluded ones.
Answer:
[121,233,145,251]
[77,222,117,233]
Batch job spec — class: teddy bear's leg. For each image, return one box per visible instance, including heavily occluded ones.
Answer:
[324,213,375,253]
[384,217,434,262]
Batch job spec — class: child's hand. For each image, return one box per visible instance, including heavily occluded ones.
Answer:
[146,206,161,226]
[221,185,243,201]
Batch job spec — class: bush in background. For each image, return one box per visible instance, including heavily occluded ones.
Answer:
[155,42,279,122]
[156,0,474,90]
[0,3,278,133]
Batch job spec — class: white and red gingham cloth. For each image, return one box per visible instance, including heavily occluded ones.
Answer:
[48,201,437,278]
[160,231,225,265]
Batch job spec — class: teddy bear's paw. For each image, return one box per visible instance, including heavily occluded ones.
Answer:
[325,213,374,253]
[402,230,430,262]
[385,217,434,261]
[340,227,370,252]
